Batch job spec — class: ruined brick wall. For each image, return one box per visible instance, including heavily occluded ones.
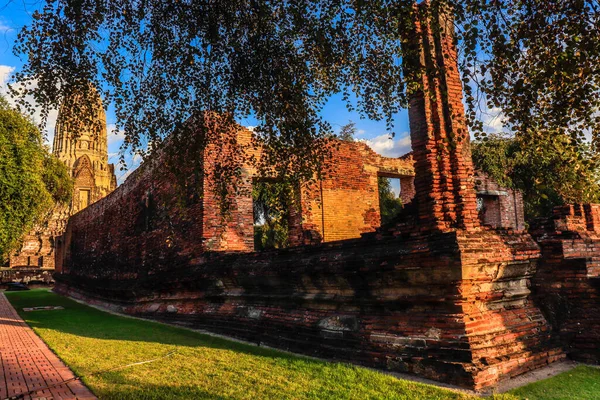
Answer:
[455,230,562,388]
[55,224,562,391]
[403,3,479,232]
[53,2,564,392]
[9,234,55,269]
[200,127,257,252]
[299,141,413,243]
[56,138,209,274]
[54,123,562,391]
[400,175,416,205]
[1,268,54,286]
[531,204,600,364]
[475,172,525,230]
[201,129,415,249]
[55,231,473,386]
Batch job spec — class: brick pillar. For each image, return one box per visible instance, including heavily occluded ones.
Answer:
[403,2,479,231]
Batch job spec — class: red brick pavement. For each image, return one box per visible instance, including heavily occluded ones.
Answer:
[0,293,96,400]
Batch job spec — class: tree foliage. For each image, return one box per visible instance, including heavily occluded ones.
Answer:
[338,121,357,142]
[378,177,404,225]
[252,180,293,250]
[472,133,600,220]
[456,0,600,149]
[43,152,74,205]
[7,0,600,192]
[0,97,73,261]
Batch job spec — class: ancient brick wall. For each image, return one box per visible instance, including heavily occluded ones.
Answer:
[475,172,525,230]
[403,3,479,232]
[54,119,562,392]
[531,204,600,364]
[53,2,564,392]
[298,140,413,243]
[55,223,562,391]
[1,268,54,286]
[55,231,471,386]
[455,230,562,388]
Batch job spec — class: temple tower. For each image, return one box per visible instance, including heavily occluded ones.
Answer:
[52,87,117,214]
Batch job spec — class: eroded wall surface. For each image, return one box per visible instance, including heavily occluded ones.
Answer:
[531,204,600,364]
[55,222,562,391]
[53,2,566,392]
[295,140,414,244]
[475,172,526,230]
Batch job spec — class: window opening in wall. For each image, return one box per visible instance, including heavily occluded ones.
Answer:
[378,176,403,226]
[253,180,292,251]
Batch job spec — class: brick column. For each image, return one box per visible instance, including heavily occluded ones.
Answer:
[403,2,479,231]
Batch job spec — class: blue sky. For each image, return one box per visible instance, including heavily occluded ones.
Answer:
[0,2,502,190]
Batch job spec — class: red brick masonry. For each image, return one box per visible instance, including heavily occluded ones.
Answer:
[52,2,567,392]
[0,293,96,400]
[531,204,600,364]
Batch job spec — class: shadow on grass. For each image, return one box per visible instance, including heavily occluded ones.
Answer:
[4,289,301,362]
[3,289,472,400]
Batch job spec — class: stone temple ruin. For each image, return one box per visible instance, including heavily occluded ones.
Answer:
[4,87,117,281]
[45,2,600,392]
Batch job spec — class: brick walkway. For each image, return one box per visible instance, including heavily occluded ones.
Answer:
[0,293,96,400]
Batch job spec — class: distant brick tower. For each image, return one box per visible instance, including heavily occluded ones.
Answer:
[8,87,117,270]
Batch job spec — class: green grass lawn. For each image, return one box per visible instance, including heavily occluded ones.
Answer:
[4,290,599,400]
[508,365,600,400]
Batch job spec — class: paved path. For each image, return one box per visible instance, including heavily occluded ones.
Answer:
[0,293,96,400]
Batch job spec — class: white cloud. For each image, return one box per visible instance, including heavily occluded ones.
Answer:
[0,65,15,91]
[479,106,506,135]
[365,133,412,158]
[106,123,126,146]
[0,65,58,145]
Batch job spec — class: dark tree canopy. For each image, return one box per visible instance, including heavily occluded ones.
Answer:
[7,0,600,198]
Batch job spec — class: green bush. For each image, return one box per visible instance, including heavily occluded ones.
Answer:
[0,97,72,262]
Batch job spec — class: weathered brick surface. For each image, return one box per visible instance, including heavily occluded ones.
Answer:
[298,140,414,243]
[53,1,563,392]
[531,204,600,364]
[475,172,526,230]
[403,3,479,232]
[55,226,561,391]
[0,268,54,287]
[456,230,563,390]
[52,124,560,391]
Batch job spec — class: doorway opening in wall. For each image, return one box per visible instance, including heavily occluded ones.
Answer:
[252,179,293,251]
[79,189,91,210]
[378,176,403,226]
